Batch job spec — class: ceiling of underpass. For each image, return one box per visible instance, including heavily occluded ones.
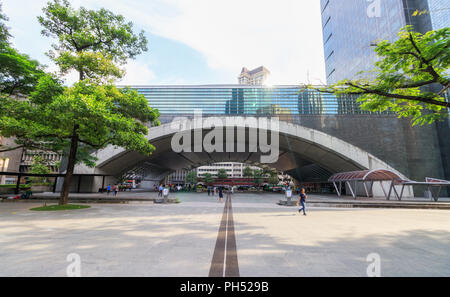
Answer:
[97,127,367,183]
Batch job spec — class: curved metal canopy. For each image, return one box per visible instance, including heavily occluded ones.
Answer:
[328,169,404,183]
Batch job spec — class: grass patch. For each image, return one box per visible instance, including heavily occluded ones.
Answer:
[30,204,91,211]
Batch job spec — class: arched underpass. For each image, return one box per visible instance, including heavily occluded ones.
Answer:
[69,117,413,198]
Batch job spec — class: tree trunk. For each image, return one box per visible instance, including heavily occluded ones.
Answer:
[59,126,79,205]
[59,68,84,205]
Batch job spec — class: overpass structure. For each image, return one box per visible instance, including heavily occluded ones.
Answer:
[66,85,449,198]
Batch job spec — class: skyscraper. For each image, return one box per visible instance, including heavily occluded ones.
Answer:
[320,0,449,84]
[238,66,271,85]
[427,0,450,29]
[320,0,450,192]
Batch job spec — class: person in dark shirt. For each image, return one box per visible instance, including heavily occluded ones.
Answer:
[297,188,307,216]
[218,187,224,203]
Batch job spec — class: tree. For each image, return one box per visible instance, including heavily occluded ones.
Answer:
[38,0,147,82]
[268,173,279,186]
[29,155,51,185]
[243,166,253,178]
[185,171,198,185]
[217,169,228,180]
[0,46,46,96]
[0,1,159,205]
[253,169,264,187]
[262,167,274,176]
[307,26,449,125]
[0,3,10,44]
[0,3,45,97]
[202,173,215,185]
[0,5,46,154]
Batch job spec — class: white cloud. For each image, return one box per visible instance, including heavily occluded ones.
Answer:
[80,0,326,85]
[118,60,157,86]
[3,0,326,85]
[44,58,155,86]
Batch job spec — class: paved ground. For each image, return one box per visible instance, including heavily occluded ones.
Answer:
[1,192,449,277]
[4,189,449,202]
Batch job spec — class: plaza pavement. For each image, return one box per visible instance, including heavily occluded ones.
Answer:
[0,192,449,277]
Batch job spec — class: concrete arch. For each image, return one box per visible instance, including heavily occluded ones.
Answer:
[73,117,413,197]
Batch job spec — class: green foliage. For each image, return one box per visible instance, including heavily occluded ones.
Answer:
[0,45,46,96]
[262,167,276,176]
[268,173,279,185]
[185,171,198,185]
[0,184,31,189]
[0,3,10,44]
[1,1,157,205]
[0,4,45,96]
[38,0,147,81]
[253,169,264,186]
[217,168,228,180]
[30,204,90,211]
[29,155,51,185]
[202,173,215,185]
[0,6,47,152]
[0,78,160,167]
[309,26,449,125]
[243,166,253,178]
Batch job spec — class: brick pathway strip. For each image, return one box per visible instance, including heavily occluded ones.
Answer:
[209,194,240,277]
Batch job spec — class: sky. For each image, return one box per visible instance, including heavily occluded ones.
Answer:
[1,0,326,86]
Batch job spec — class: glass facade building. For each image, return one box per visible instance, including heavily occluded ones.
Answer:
[428,0,450,29]
[320,0,449,191]
[131,85,383,123]
[321,0,449,84]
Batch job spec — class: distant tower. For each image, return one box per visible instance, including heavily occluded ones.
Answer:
[238,66,271,85]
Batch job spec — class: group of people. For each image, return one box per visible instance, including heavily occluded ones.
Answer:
[154,182,307,215]
[154,184,184,193]
[157,184,177,198]
[106,184,120,196]
[206,186,227,202]
[106,184,133,196]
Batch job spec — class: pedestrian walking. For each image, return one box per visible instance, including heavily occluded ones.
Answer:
[158,184,163,197]
[207,186,211,196]
[297,188,307,216]
[107,184,111,195]
[218,187,223,203]
[213,186,217,196]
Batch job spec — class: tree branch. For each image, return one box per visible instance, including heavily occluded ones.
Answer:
[396,79,438,89]
[0,145,24,153]
[78,138,111,149]
[427,44,450,63]
[408,33,443,83]
[346,82,449,108]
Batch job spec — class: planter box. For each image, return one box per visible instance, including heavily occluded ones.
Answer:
[0,188,15,194]
[31,185,52,193]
